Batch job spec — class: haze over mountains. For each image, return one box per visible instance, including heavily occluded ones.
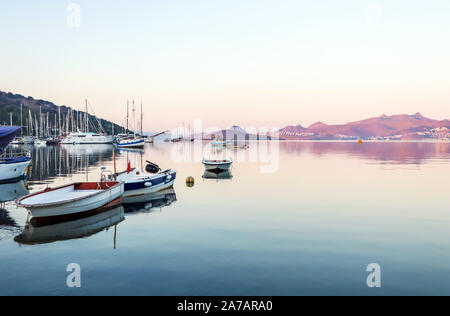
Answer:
[280,113,450,140]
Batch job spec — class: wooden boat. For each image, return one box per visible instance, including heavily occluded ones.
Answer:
[202,158,233,171]
[15,181,124,225]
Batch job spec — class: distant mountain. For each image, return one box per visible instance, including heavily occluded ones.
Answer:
[202,125,274,141]
[0,91,124,135]
[280,113,450,140]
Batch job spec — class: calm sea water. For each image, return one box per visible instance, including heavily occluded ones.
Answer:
[1,141,450,295]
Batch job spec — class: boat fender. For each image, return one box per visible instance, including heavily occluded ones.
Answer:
[144,182,152,187]
[166,175,172,182]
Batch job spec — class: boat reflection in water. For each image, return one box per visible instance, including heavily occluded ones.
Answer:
[0,181,29,204]
[202,169,233,181]
[14,205,125,246]
[122,188,177,214]
[0,181,29,240]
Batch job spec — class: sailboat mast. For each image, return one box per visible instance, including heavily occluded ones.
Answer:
[85,99,88,133]
[140,101,143,137]
[20,103,23,137]
[126,100,129,134]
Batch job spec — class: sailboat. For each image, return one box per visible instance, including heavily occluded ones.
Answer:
[116,101,144,149]
[61,100,115,145]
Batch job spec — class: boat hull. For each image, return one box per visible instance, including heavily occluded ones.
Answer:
[117,139,145,148]
[202,161,233,171]
[0,157,31,183]
[16,182,124,220]
[121,171,177,202]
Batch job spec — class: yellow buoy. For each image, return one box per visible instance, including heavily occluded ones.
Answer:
[186,176,195,188]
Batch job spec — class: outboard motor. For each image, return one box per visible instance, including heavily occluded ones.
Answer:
[145,161,161,174]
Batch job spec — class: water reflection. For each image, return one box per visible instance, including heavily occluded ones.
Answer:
[202,169,233,180]
[0,181,29,203]
[14,205,125,246]
[280,141,450,164]
[8,144,114,184]
[123,188,177,213]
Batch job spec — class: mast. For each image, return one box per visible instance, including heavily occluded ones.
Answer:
[140,101,143,137]
[85,99,88,133]
[20,104,23,137]
[58,107,61,136]
[126,100,129,134]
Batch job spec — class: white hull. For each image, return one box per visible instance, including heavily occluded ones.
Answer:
[0,160,31,182]
[121,179,176,203]
[61,133,114,144]
[202,159,233,171]
[117,139,145,148]
[16,182,124,219]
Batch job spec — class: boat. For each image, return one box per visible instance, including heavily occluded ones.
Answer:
[122,188,177,213]
[61,132,115,144]
[34,138,46,146]
[115,162,177,201]
[14,205,125,245]
[0,126,32,183]
[15,181,124,226]
[203,169,233,180]
[116,137,145,149]
[45,137,60,145]
[202,158,233,172]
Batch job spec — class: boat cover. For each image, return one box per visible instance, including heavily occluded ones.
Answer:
[0,126,21,151]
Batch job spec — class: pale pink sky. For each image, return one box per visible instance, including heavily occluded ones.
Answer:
[1,1,449,131]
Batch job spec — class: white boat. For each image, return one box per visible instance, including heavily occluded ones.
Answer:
[202,158,233,171]
[61,132,115,144]
[34,138,46,146]
[116,138,145,148]
[116,167,177,203]
[0,126,32,183]
[15,181,124,225]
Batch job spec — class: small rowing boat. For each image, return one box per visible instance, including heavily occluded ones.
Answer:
[202,158,233,172]
[15,181,124,225]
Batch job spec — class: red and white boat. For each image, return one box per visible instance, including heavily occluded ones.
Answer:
[15,181,124,225]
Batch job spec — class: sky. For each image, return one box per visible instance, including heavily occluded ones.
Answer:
[1,0,449,131]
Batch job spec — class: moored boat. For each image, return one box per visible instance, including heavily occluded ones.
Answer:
[202,158,233,172]
[15,181,124,225]
[117,167,177,201]
[116,137,145,148]
[0,126,32,183]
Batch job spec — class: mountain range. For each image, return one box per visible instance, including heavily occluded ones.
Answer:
[279,113,450,140]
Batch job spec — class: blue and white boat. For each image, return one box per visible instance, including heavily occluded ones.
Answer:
[116,138,145,149]
[0,127,32,184]
[112,161,177,201]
